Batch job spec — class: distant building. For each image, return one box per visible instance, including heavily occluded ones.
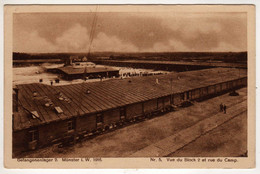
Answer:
[56,66,120,80]
[82,56,88,62]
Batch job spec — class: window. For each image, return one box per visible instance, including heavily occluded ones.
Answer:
[157,98,164,109]
[120,108,126,119]
[96,113,103,124]
[186,91,190,100]
[180,93,184,100]
[171,95,174,104]
[67,120,75,131]
[29,130,38,142]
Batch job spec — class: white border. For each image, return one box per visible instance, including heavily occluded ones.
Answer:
[0,0,259,174]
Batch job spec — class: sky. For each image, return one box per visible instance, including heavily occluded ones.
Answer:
[13,12,247,53]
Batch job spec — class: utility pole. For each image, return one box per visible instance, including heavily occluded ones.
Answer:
[74,5,99,143]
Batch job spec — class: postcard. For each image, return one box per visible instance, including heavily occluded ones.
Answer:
[4,4,255,168]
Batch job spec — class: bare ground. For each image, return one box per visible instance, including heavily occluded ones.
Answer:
[169,111,247,157]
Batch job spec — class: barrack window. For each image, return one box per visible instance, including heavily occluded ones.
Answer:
[29,129,38,142]
[96,113,103,124]
[67,120,75,131]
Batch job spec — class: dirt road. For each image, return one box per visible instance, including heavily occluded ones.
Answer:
[170,111,247,157]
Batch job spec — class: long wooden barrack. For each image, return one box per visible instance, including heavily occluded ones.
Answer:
[12,67,247,154]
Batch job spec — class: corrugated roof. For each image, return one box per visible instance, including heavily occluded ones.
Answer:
[13,68,247,131]
[58,66,118,75]
[95,60,247,68]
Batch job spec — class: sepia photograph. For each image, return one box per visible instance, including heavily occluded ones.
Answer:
[4,5,255,168]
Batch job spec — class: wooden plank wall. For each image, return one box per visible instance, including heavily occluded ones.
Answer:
[103,109,120,125]
[157,98,164,110]
[173,93,182,105]
[77,114,96,133]
[126,102,143,119]
[143,99,157,113]
[164,95,171,107]
[38,120,69,146]
[13,130,28,155]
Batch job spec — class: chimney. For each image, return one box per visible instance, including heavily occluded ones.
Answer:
[156,78,159,84]
[13,87,19,112]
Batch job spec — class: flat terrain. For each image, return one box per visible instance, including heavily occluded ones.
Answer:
[170,111,247,157]
[132,100,246,157]
[94,59,247,68]
[13,65,167,85]
[20,87,247,158]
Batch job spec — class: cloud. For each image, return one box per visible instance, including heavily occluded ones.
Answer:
[160,13,246,51]
[145,39,189,52]
[163,20,222,39]
[55,23,89,52]
[181,22,222,39]
[210,42,242,52]
[169,40,190,52]
[91,32,139,52]
[13,13,247,53]
[14,30,56,53]
[14,23,139,53]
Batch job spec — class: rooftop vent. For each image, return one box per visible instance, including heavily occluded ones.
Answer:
[57,92,71,103]
[54,106,63,114]
[86,89,91,94]
[33,91,38,97]
[31,111,40,119]
[44,98,53,107]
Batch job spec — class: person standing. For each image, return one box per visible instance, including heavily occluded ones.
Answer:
[220,103,223,112]
[223,104,227,114]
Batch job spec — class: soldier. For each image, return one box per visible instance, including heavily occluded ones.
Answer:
[223,104,227,114]
[220,103,223,112]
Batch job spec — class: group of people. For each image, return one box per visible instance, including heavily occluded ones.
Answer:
[220,103,227,114]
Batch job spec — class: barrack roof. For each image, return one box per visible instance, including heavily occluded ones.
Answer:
[58,66,118,75]
[95,59,247,69]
